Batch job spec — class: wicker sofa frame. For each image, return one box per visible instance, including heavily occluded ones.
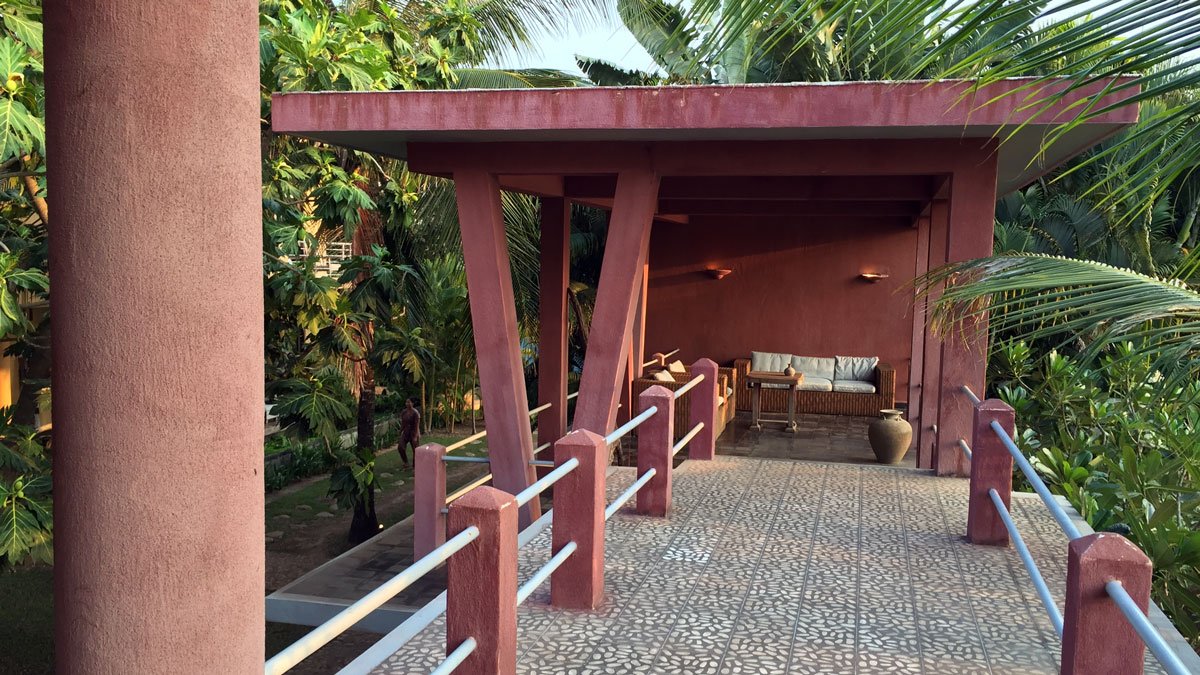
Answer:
[631,365,737,439]
[732,358,895,417]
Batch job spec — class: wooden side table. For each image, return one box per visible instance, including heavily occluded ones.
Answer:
[746,371,804,432]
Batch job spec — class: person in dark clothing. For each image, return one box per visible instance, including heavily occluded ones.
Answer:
[398,398,421,467]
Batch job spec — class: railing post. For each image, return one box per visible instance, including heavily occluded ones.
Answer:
[689,358,719,460]
[447,487,518,675]
[966,399,1015,545]
[551,429,607,610]
[1061,533,1153,675]
[414,443,448,560]
[637,385,674,517]
[652,352,665,368]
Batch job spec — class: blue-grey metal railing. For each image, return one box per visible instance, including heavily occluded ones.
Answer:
[604,468,656,520]
[672,373,705,400]
[604,406,658,445]
[961,384,982,406]
[641,348,679,369]
[514,457,579,508]
[430,638,477,675]
[956,438,973,462]
[989,419,1083,540]
[989,488,1064,636]
[673,422,705,457]
[1106,581,1193,675]
[265,525,481,675]
[516,541,578,605]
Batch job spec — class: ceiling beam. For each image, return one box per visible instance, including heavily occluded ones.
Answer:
[656,199,923,217]
[566,175,937,201]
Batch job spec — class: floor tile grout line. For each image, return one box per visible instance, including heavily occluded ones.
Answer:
[783,459,832,673]
[894,469,928,674]
[934,482,996,675]
[853,466,864,675]
[711,461,798,673]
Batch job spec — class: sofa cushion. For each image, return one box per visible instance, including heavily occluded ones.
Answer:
[834,355,879,382]
[667,359,686,373]
[751,351,792,373]
[791,355,835,380]
[797,376,833,392]
[833,379,877,394]
[651,370,676,383]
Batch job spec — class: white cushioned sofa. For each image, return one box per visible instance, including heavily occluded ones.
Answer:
[733,351,896,416]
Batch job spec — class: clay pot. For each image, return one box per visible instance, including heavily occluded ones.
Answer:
[783,365,796,376]
[868,409,912,464]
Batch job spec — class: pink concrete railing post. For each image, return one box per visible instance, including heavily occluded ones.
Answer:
[550,430,608,610]
[652,352,665,368]
[637,385,675,516]
[1060,533,1153,675]
[689,358,719,460]
[413,443,448,560]
[966,399,1015,545]
[446,487,518,675]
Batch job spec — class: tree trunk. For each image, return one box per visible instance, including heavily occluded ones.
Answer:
[348,483,378,545]
[347,364,379,545]
[13,321,50,428]
[357,365,376,453]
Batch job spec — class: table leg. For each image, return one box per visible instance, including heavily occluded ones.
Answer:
[787,384,798,433]
[751,383,762,431]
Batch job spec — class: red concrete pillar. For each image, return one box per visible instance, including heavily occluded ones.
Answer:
[966,400,1015,545]
[454,170,540,524]
[919,200,949,469]
[908,213,931,458]
[537,197,570,454]
[573,168,660,435]
[636,386,675,516]
[618,343,634,424]
[632,264,649,377]
[689,358,720,460]
[1061,533,1153,675]
[45,2,264,672]
[447,487,518,674]
[936,148,998,477]
[414,443,448,559]
[551,430,607,609]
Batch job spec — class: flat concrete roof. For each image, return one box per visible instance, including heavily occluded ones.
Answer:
[272,79,1138,195]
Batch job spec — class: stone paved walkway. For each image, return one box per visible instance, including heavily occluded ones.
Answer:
[373,457,1173,674]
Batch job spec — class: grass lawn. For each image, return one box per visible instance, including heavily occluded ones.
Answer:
[0,565,53,674]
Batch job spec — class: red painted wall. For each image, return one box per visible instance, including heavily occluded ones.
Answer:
[645,218,920,399]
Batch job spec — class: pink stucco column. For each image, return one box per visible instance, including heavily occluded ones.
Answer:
[966,400,1015,545]
[414,443,448,559]
[447,487,518,674]
[689,358,719,460]
[633,265,649,377]
[919,200,949,470]
[537,197,570,453]
[551,430,608,609]
[454,170,540,525]
[936,149,998,476]
[636,386,674,516]
[44,1,264,671]
[908,213,931,459]
[573,169,660,436]
[1061,533,1153,675]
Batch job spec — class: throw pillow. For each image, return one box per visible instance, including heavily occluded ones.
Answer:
[667,360,686,373]
[834,355,879,382]
[651,370,676,383]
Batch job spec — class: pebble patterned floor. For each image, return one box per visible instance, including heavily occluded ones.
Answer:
[373,457,1167,674]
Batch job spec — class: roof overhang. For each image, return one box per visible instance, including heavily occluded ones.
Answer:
[272,78,1138,196]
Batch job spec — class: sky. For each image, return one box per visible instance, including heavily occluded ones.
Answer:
[486,9,660,77]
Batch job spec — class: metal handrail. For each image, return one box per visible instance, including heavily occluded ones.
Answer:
[989,489,1064,636]
[673,422,705,457]
[1106,581,1193,675]
[516,541,577,605]
[961,384,982,406]
[265,526,481,675]
[641,348,679,369]
[443,455,490,463]
[445,474,493,507]
[957,439,973,462]
[604,406,658,445]
[605,468,656,520]
[513,457,579,507]
[672,373,705,400]
[529,401,552,417]
[430,638,477,675]
[445,429,489,453]
[990,419,1083,540]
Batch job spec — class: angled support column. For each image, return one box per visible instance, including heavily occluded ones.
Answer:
[47,1,264,671]
[454,170,539,524]
[918,201,949,470]
[936,151,998,476]
[537,197,570,455]
[633,265,649,377]
[573,169,660,435]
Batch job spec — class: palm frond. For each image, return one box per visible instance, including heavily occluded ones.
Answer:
[451,67,590,89]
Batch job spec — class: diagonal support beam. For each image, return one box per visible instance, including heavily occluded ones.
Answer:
[454,170,540,525]
[573,169,660,436]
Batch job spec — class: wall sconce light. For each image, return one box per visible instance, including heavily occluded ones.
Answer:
[859,271,890,283]
[706,267,733,280]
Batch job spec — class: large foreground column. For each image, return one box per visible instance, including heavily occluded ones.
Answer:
[45,1,264,672]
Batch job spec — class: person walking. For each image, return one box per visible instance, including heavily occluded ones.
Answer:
[398,398,421,467]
